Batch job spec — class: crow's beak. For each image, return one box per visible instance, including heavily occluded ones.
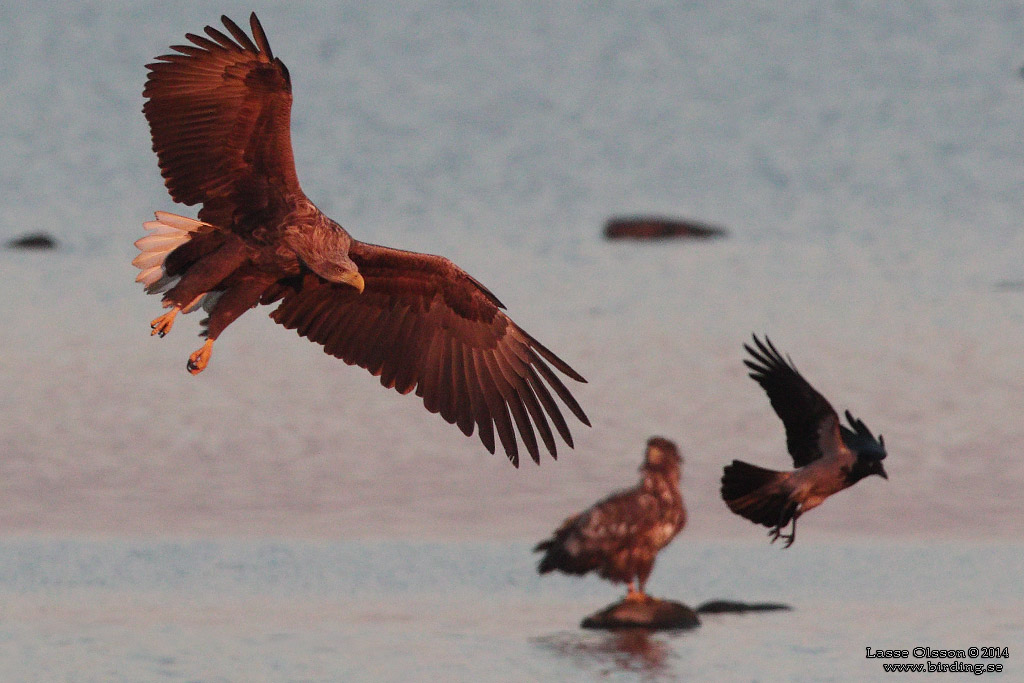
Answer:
[877,464,888,480]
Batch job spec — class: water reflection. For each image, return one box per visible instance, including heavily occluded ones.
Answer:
[533,629,682,680]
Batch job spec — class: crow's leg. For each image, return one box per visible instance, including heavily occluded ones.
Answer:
[768,503,800,548]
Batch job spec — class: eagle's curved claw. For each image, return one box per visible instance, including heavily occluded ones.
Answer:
[150,308,180,337]
[187,339,214,374]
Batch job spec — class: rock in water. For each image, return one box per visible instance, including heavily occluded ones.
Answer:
[581,598,700,630]
[6,233,57,250]
[696,599,792,614]
[603,216,726,240]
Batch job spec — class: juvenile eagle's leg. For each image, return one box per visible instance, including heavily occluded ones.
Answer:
[628,560,656,602]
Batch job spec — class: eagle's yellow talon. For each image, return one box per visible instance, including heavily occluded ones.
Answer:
[187,339,214,374]
[150,308,180,337]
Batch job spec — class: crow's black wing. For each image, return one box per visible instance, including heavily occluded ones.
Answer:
[744,335,843,467]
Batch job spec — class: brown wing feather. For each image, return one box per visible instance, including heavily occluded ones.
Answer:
[534,485,666,579]
[143,13,301,228]
[269,243,590,466]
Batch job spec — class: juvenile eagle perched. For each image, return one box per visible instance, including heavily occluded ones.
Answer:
[133,13,589,466]
[534,438,686,602]
[721,335,888,547]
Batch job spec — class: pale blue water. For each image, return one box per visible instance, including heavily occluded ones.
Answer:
[2,1,1023,680]
[0,539,1019,681]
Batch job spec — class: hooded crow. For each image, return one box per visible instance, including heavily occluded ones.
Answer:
[721,335,888,547]
[534,437,686,602]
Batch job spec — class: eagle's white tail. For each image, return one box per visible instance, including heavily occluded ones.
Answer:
[133,212,209,308]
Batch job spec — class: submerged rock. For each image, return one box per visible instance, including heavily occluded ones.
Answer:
[580,598,700,630]
[696,599,792,614]
[6,233,58,250]
[603,216,726,240]
[578,597,791,629]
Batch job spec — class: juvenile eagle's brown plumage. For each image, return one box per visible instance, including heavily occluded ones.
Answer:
[534,438,686,601]
[133,13,589,466]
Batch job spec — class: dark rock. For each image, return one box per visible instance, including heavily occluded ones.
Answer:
[696,599,792,614]
[580,597,700,630]
[604,216,727,241]
[6,233,58,250]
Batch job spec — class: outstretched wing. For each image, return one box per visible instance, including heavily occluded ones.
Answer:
[143,13,300,229]
[267,242,590,466]
[744,334,842,467]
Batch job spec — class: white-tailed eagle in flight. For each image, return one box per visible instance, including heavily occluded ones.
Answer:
[133,13,589,466]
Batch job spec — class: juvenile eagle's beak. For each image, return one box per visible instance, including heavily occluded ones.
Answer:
[877,463,888,480]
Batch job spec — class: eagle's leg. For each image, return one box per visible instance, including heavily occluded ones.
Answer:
[631,562,655,602]
[187,338,214,375]
[185,274,276,376]
[625,581,644,602]
[151,307,180,337]
[150,295,203,337]
[161,235,248,320]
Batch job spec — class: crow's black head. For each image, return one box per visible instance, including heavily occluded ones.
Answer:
[847,440,888,483]
[840,410,888,484]
[839,411,888,485]
[840,410,887,459]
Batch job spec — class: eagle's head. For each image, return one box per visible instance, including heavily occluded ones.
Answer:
[319,254,365,293]
[284,221,366,293]
[642,437,682,477]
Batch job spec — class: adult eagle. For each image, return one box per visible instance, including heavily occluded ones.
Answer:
[721,335,888,546]
[534,438,686,602]
[133,13,589,466]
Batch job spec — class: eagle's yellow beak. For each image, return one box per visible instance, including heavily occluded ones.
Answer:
[343,271,365,293]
